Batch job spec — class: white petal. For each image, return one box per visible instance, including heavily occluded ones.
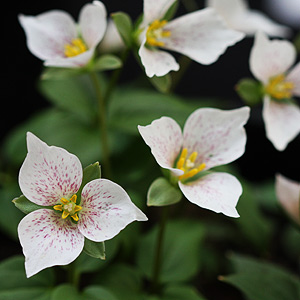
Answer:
[19,132,83,206]
[183,107,250,170]
[143,0,176,25]
[78,179,147,242]
[163,8,244,65]
[206,0,247,20]
[18,209,84,277]
[250,31,296,83]
[276,174,300,225]
[79,1,107,48]
[18,11,77,61]
[179,172,242,217]
[138,42,179,77]
[262,97,300,151]
[287,62,300,97]
[138,117,184,176]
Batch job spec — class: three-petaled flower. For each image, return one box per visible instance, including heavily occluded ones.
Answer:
[138,107,250,217]
[19,1,107,68]
[250,31,300,151]
[138,0,245,77]
[17,133,147,277]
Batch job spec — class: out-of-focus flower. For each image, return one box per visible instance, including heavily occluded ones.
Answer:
[138,107,250,217]
[206,0,291,37]
[250,31,300,151]
[18,132,147,277]
[19,1,107,68]
[138,0,245,77]
[276,174,300,225]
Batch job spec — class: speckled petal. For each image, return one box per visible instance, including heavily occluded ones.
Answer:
[276,174,300,225]
[162,8,244,65]
[250,31,296,83]
[19,132,83,206]
[262,96,300,151]
[287,62,300,97]
[138,116,184,176]
[78,179,147,242]
[179,172,242,217]
[183,107,250,170]
[18,209,84,277]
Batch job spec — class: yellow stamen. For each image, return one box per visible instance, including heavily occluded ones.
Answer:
[62,211,70,219]
[71,214,79,221]
[146,19,171,47]
[74,205,82,213]
[188,152,198,163]
[53,204,63,211]
[64,38,87,58]
[265,74,294,100]
[70,194,77,203]
[53,194,82,221]
[61,198,69,205]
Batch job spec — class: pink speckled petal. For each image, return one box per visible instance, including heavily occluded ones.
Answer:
[276,174,300,225]
[162,8,244,65]
[79,1,107,49]
[78,179,147,242]
[179,172,242,217]
[19,132,83,206]
[183,107,250,170]
[143,0,176,25]
[18,209,84,278]
[262,96,300,151]
[287,62,300,97]
[18,11,77,61]
[250,31,296,83]
[138,117,184,176]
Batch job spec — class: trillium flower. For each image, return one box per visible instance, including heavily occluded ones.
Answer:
[138,0,245,77]
[18,133,147,277]
[138,107,250,217]
[276,174,300,225]
[250,31,300,151]
[18,1,107,68]
[206,0,291,37]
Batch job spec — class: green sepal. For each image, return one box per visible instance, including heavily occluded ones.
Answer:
[162,0,179,21]
[12,195,49,215]
[91,54,123,72]
[236,78,263,106]
[147,177,182,207]
[111,12,133,47]
[150,74,172,94]
[83,238,106,260]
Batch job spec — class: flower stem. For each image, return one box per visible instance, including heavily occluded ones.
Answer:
[151,206,169,294]
[67,261,81,288]
[89,71,112,179]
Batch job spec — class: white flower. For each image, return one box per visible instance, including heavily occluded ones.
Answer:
[18,1,107,68]
[138,107,250,217]
[250,31,300,151]
[18,133,147,277]
[138,0,245,77]
[206,0,291,37]
[276,174,300,225]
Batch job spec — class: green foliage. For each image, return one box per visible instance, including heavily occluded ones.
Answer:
[111,12,133,47]
[82,286,118,300]
[92,55,123,72]
[162,284,207,300]
[294,32,300,54]
[150,74,172,94]
[236,78,263,106]
[12,195,47,215]
[51,284,81,300]
[147,177,182,206]
[83,239,105,260]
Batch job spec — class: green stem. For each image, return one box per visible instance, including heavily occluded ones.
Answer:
[67,262,81,288]
[152,206,169,294]
[89,71,112,179]
[170,56,192,92]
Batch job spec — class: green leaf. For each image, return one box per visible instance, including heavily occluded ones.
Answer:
[235,78,263,106]
[82,286,118,300]
[40,67,83,80]
[92,54,122,72]
[223,254,300,300]
[147,177,182,207]
[162,284,207,300]
[12,195,47,215]
[83,239,105,260]
[137,219,205,283]
[150,74,172,94]
[111,12,133,47]
[51,284,81,300]
[0,288,52,300]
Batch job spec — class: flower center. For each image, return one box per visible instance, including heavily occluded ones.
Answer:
[265,74,294,100]
[146,19,171,47]
[64,38,87,58]
[53,194,82,221]
[176,148,206,180]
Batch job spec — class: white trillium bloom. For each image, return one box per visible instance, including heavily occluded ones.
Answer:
[138,107,250,217]
[276,174,300,225]
[18,1,107,68]
[250,31,300,151]
[18,132,147,277]
[138,0,245,77]
[206,0,291,37]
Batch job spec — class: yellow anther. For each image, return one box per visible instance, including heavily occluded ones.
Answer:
[53,204,63,211]
[188,152,198,163]
[62,211,70,219]
[74,205,82,213]
[265,74,294,100]
[146,19,171,47]
[197,163,206,173]
[60,198,69,205]
[64,38,87,58]
[53,194,82,221]
[70,194,77,203]
[71,214,79,222]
